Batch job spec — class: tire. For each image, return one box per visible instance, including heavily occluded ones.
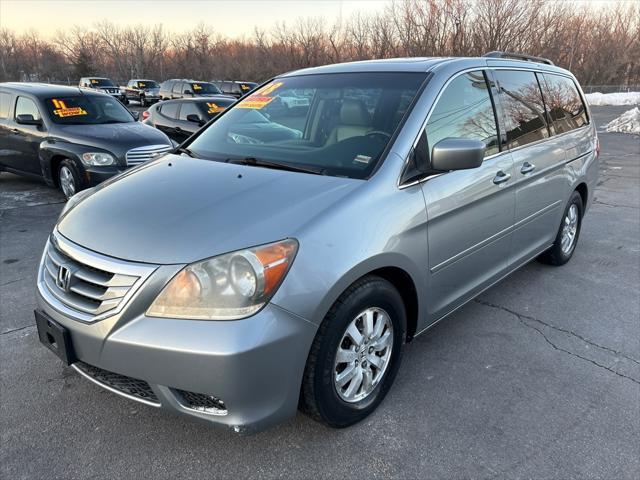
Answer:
[300,275,406,428]
[139,95,146,107]
[58,159,82,200]
[538,190,584,266]
[122,96,129,105]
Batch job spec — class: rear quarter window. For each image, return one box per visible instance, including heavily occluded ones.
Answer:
[159,102,179,118]
[540,73,589,134]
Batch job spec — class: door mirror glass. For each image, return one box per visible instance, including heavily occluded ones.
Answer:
[431,138,485,172]
[15,114,42,126]
[186,113,203,125]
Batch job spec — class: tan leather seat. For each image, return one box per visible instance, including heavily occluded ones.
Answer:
[326,100,373,144]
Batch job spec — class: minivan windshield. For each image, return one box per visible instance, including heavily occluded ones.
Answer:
[187,72,427,179]
[44,95,134,125]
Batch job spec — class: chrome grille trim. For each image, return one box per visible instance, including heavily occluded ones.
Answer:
[37,230,157,323]
[125,144,172,166]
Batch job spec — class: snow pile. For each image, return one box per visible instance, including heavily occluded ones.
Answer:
[585,91,640,106]
[605,107,640,134]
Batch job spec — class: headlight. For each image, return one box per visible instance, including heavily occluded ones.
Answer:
[147,239,298,320]
[82,152,115,166]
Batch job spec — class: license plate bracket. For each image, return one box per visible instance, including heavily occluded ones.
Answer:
[34,310,76,365]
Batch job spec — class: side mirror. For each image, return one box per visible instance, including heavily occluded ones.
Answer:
[186,113,204,126]
[184,90,193,96]
[16,114,42,126]
[431,138,485,172]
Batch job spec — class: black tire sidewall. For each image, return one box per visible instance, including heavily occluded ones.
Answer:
[312,277,406,427]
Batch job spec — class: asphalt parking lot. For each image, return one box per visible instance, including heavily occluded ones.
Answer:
[1,106,638,479]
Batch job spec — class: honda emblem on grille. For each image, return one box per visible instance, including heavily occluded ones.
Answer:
[56,265,72,292]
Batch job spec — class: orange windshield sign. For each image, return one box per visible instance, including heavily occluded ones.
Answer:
[51,99,87,117]
[236,82,283,109]
[206,102,225,114]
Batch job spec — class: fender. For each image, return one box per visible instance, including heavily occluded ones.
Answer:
[39,139,113,186]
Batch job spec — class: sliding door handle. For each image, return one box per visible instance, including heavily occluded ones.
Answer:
[520,162,536,174]
[493,170,511,185]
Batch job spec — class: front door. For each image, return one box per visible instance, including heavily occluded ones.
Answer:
[4,96,46,175]
[420,70,516,320]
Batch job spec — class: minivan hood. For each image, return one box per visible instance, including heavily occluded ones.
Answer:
[57,155,361,264]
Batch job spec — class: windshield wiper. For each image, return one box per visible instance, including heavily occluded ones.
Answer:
[225,157,325,175]
[176,146,196,157]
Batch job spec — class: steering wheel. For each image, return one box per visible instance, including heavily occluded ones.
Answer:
[365,130,392,141]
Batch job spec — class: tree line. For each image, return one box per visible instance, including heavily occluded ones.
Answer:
[0,0,638,87]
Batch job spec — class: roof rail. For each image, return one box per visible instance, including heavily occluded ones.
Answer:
[483,51,554,66]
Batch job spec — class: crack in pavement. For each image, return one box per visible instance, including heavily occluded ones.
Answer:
[0,200,65,211]
[475,299,640,385]
[0,277,27,288]
[0,324,35,336]
[592,199,640,210]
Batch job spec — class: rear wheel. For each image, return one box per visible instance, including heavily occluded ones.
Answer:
[538,190,584,266]
[58,160,81,200]
[300,275,406,428]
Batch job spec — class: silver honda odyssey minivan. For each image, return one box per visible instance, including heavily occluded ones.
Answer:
[35,52,599,433]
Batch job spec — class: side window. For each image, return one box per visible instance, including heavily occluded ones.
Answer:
[425,70,499,157]
[493,70,549,148]
[172,82,182,94]
[178,102,201,121]
[182,83,193,94]
[159,102,179,118]
[0,92,11,119]
[15,96,42,121]
[540,73,589,135]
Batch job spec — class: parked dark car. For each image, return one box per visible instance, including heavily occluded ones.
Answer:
[158,79,227,100]
[79,77,125,102]
[122,79,161,106]
[210,80,258,98]
[142,97,236,143]
[0,83,172,198]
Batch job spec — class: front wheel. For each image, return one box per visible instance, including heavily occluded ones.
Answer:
[58,160,81,200]
[300,275,406,428]
[538,190,584,265]
[139,95,146,107]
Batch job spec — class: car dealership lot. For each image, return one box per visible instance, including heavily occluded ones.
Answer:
[1,106,638,478]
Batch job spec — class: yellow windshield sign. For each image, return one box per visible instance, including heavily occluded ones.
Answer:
[206,102,225,114]
[236,82,283,109]
[193,84,202,90]
[51,99,87,118]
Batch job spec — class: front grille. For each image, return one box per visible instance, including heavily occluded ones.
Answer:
[41,241,138,318]
[75,362,159,404]
[125,144,172,166]
[175,389,228,415]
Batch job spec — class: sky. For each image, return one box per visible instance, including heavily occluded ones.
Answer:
[0,0,393,38]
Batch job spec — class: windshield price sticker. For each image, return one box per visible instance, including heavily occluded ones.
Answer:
[193,84,202,90]
[240,84,250,91]
[51,99,87,117]
[91,79,99,84]
[138,82,146,88]
[206,102,225,114]
[237,82,283,109]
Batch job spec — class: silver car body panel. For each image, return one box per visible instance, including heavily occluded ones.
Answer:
[37,57,598,432]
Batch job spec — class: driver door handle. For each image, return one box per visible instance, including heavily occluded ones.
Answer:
[520,162,536,174]
[493,170,511,185]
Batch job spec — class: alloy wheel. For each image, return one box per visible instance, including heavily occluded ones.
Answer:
[561,203,579,254]
[333,307,393,403]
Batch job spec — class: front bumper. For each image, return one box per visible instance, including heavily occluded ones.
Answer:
[36,239,317,433]
[82,165,125,187]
